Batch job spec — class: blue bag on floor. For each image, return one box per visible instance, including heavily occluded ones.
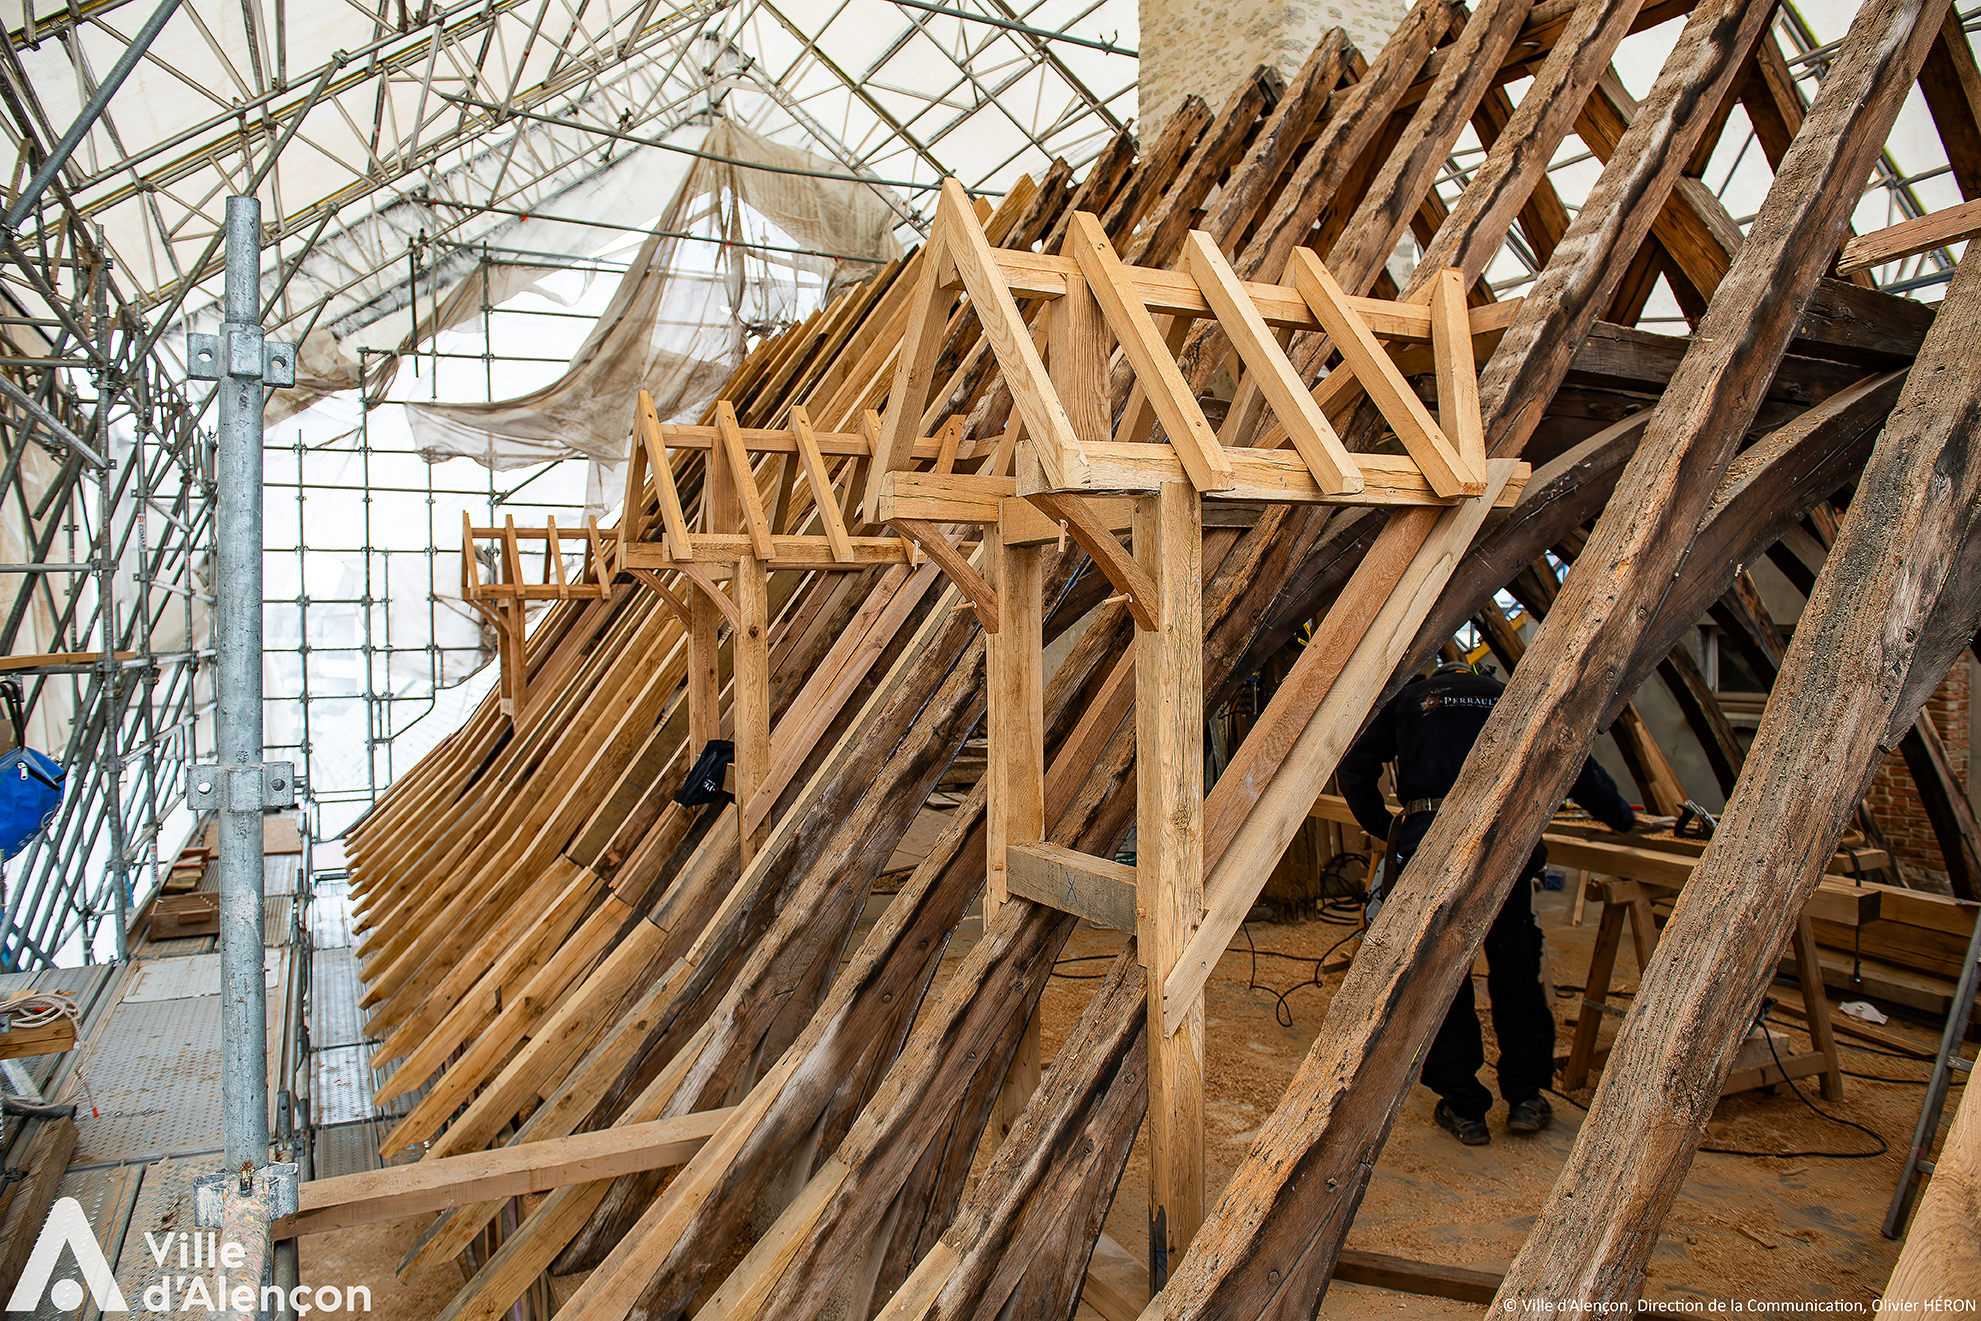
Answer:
[0,681,63,860]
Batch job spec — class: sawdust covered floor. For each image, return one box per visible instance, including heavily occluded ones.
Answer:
[919,868,1936,1317]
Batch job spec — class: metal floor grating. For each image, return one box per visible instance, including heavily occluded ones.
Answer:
[26,1159,147,1321]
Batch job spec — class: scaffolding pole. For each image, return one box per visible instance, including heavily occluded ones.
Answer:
[188,195,296,1174]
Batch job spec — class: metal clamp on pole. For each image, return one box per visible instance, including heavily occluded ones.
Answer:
[186,761,297,812]
[187,200,295,1306]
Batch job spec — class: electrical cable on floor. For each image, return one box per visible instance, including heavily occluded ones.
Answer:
[1548,1014,1890,1160]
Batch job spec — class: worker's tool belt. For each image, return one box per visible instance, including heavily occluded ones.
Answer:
[1402,796,1445,818]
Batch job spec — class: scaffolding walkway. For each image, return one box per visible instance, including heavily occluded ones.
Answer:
[0,832,309,1321]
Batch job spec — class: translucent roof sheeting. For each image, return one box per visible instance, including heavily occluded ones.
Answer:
[5,0,1137,340]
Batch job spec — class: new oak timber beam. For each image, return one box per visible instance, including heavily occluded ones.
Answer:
[1499,247,1981,1310]
[1156,0,1934,1309]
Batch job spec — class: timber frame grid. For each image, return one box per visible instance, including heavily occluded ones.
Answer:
[302,0,1981,1316]
[860,181,1526,1279]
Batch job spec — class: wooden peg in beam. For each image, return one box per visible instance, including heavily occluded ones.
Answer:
[888,517,998,633]
[1288,249,1484,498]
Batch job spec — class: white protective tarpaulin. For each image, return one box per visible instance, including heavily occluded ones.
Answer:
[402,119,904,488]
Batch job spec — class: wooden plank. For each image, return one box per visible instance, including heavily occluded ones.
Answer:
[934,181,1090,489]
[0,1117,78,1301]
[0,1015,75,1059]
[281,1111,727,1239]
[1049,441,1529,507]
[1067,212,1233,494]
[1138,480,1204,1273]
[1429,267,1487,477]
[1884,1061,1981,1304]
[1006,841,1138,934]
[1289,248,1482,497]
[1183,230,1362,496]
[1838,196,1981,275]
[1336,1249,1504,1304]
[788,405,856,563]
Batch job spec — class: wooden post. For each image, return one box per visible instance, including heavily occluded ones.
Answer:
[1137,479,1203,1286]
[735,553,770,863]
[988,524,1046,1138]
[688,588,720,759]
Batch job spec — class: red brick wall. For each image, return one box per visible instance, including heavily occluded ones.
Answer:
[1864,658,1970,879]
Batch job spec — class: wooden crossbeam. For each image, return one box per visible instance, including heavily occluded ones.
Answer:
[278,1110,729,1239]
[1069,212,1234,494]
[1039,443,1529,507]
[1288,249,1484,498]
[964,246,1524,342]
[1837,195,1981,275]
[1006,841,1139,934]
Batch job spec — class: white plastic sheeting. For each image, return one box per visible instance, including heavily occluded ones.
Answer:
[403,119,904,495]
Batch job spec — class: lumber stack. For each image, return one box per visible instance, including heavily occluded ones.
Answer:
[334,0,1981,1315]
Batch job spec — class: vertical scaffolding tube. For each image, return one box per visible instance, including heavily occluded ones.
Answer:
[216,194,270,1172]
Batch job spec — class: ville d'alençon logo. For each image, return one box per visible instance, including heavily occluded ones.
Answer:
[6,1198,372,1313]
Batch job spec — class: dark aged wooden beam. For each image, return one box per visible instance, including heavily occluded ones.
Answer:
[1497,245,1981,1309]
[1156,0,1950,1310]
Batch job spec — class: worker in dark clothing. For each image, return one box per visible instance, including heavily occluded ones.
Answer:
[1340,661,1637,1145]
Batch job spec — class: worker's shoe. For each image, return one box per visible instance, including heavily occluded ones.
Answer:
[1506,1094,1553,1133]
[1434,1101,1491,1146]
